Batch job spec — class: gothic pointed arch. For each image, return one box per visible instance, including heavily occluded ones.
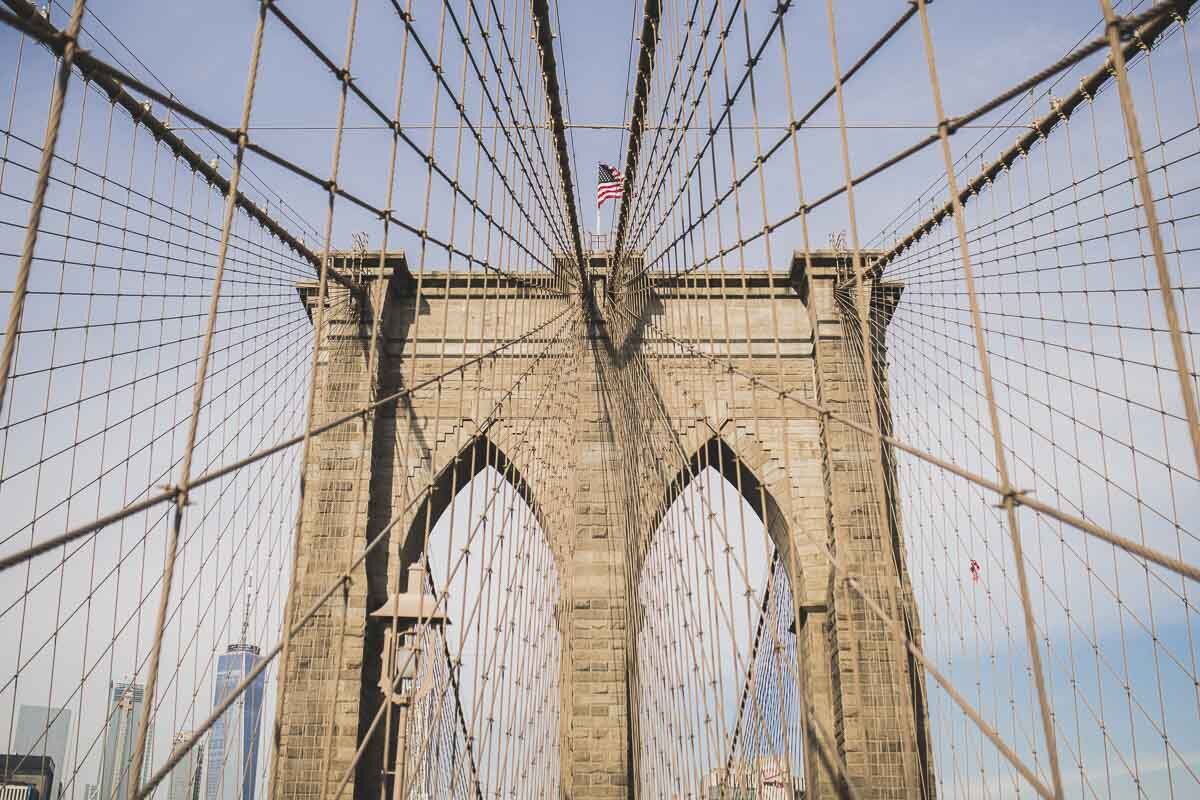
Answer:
[354,429,564,799]
[645,428,797,589]
[398,432,553,572]
[634,427,808,797]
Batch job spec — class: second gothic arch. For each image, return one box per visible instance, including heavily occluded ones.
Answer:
[396,431,555,573]
[643,427,798,593]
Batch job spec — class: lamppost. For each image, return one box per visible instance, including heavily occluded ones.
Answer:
[369,561,450,800]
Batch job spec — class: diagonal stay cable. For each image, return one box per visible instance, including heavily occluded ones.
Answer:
[610,0,663,279]
[860,0,1197,281]
[389,0,576,262]
[475,0,583,263]
[607,303,1047,799]
[607,300,1200,585]
[0,0,87,424]
[628,0,1193,290]
[530,0,586,280]
[327,322,580,800]
[138,306,579,800]
[48,0,323,242]
[265,0,575,274]
[0,304,574,573]
[0,0,341,283]
[620,0,916,286]
[0,4,572,294]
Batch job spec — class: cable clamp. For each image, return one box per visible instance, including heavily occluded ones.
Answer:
[162,484,192,507]
[938,117,959,136]
[1050,96,1067,122]
[1106,14,1136,42]
[994,488,1028,508]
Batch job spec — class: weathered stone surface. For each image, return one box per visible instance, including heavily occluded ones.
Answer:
[275,251,932,799]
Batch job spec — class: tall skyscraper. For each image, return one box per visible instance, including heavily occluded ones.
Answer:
[204,644,264,800]
[13,706,72,799]
[97,683,150,800]
[165,733,202,800]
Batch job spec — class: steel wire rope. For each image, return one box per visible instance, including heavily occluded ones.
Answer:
[835,263,1180,796]
[602,302,1055,797]
[34,391,304,800]
[614,287,859,796]
[604,113,830,796]
[0,4,572,295]
[878,121,1200,284]
[0,302,323,628]
[864,0,1194,281]
[0,67,309,800]
[0,300,573,574]
[144,301,580,799]
[0,0,87,422]
[854,35,1200,767]
[609,296,1200,587]
[618,0,915,285]
[0,128,318,281]
[383,0,577,265]
[611,0,707,272]
[0,298,333,551]
[45,0,322,244]
[867,0,1161,254]
[316,312,580,800]
[625,0,1192,290]
[0,0,344,282]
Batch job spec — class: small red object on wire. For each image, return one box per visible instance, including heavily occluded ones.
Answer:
[969,559,981,583]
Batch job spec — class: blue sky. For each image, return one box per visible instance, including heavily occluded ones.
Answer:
[7,0,1154,256]
[2,1,1199,798]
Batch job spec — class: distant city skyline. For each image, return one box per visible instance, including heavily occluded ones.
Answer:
[3,629,270,800]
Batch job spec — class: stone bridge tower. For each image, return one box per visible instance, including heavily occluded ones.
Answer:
[271,250,934,799]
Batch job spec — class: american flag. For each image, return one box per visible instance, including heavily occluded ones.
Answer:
[597,162,624,206]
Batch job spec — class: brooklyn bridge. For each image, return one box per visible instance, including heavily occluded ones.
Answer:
[0,0,1198,798]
